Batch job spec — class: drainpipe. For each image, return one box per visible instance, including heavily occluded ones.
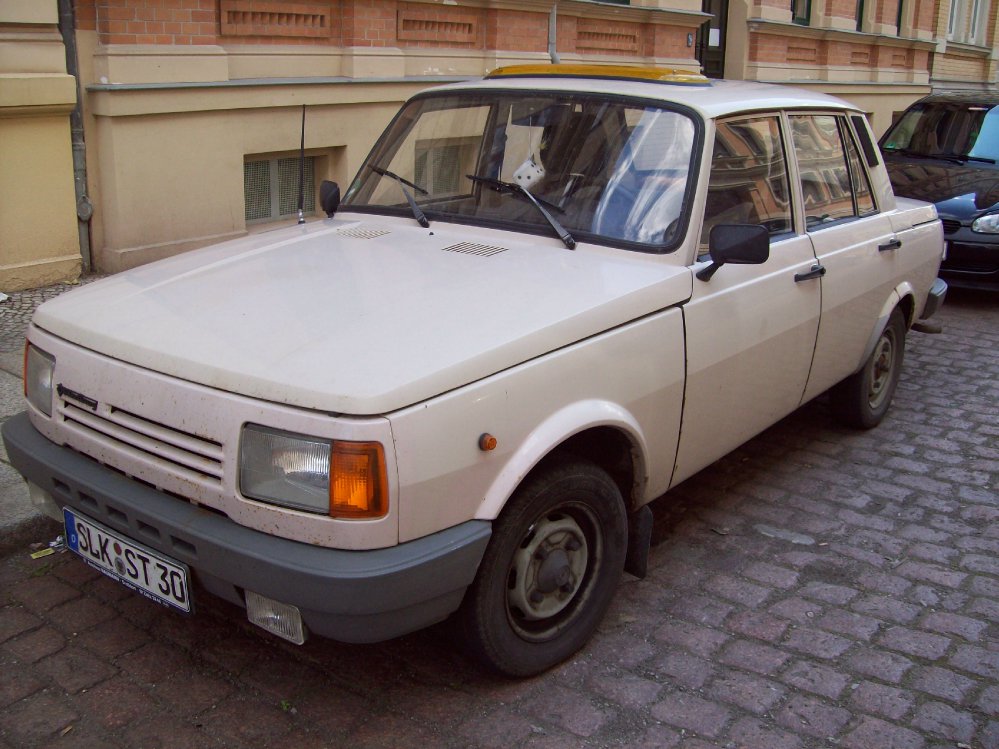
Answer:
[548,4,560,64]
[58,0,93,273]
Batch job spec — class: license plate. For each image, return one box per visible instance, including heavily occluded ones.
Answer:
[64,508,192,613]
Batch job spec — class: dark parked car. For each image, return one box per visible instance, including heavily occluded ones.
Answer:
[880,92,999,290]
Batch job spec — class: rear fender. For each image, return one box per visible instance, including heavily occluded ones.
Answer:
[855,283,914,374]
[474,400,648,522]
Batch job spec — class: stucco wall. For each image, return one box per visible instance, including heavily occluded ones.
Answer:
[0,0,82,291]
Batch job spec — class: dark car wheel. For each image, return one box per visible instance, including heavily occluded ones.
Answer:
[456,455,628,677]
[831,307,907,429]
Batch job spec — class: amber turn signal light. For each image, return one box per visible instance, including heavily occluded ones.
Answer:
[329,441,388,519]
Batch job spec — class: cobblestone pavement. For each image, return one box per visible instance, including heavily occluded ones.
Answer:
[1,287,996,749]
[0,278,106,354]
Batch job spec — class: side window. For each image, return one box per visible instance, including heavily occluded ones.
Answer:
[790,114,866,228]
[700,115,792,247]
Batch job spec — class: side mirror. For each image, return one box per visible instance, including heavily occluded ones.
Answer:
[695,224,769,282]
[320,180,341,218]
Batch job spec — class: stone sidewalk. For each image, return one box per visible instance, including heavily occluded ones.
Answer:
[0,281,95,557]
[0,284,997,749]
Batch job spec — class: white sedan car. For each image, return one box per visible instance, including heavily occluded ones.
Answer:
[4,65,946,676]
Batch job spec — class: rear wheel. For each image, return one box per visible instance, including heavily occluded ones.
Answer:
[831,307,907,429]
[457,456,628,677]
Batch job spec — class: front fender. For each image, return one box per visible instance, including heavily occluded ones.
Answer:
[474,400,649,522]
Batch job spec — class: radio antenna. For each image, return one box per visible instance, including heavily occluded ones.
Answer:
[297,104,306,225]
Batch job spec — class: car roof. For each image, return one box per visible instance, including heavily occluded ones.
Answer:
[915,90,999,107]
[422,65,863,120]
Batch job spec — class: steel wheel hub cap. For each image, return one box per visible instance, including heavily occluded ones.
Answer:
[869,334,894,406]
[508,515,588,621]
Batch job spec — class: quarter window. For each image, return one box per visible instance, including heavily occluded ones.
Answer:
[701,115,793,247]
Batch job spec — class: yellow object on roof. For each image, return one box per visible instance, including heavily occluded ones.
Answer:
[486,64,710,85]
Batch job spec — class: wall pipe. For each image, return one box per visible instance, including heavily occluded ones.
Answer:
[58,0,93,273]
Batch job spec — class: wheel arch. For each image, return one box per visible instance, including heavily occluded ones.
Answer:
[855,284,915,375]
[474,401,648,522]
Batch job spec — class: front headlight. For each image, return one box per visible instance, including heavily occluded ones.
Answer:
[239,424,388,519]
[972,212,999,234]
[24,344,55,417]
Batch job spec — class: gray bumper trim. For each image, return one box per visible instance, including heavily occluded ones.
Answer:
[2,412,491,643]
[920,277,948,320]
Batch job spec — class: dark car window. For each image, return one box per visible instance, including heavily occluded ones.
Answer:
[882,101,999,161]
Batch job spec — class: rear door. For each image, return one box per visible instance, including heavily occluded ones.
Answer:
[789,113,901,401]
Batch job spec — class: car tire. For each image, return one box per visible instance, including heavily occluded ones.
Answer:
[831,307,907,429]
[456,455,628,677]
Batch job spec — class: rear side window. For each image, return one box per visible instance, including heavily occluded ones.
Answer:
[700,115,792,246]
[843,121,877,215]
[790,114,876,228]
[850,114,880,168]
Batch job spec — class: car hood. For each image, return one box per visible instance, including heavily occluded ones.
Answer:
[34,216,692,415]
[883,157,999,219]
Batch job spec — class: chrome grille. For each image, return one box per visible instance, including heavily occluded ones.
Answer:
[60,399,224,484]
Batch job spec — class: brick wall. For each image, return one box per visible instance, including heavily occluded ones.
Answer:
[397,3,484,49]
[751,31,928,73]
[754,0,789,13]
[76,0,699,60]
[825,0,859,24]
[874,0,899,26]
[912,0,936,34]
[84,0,219,46]
[485,9,548,52]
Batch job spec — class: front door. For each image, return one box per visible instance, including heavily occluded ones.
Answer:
[673,114,821,486]
[697,0,728,79]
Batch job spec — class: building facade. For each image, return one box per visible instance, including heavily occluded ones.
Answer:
[0,0,996,289]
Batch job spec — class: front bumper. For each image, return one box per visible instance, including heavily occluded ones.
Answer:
[941,233,999,290]
[2,412,491,643]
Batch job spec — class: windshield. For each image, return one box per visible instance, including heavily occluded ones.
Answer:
[343,91,699,250]
[881,101,999,161]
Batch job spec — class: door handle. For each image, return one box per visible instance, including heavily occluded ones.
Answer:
[879,238,902,252]
[794,264,826,282]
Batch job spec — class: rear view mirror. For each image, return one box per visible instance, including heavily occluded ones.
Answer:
[320,180,341,218]
[696,224,769,281]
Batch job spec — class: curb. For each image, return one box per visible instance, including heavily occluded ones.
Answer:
[0,513,60,559]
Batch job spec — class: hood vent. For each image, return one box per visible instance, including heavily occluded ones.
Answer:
[442,241,509,257]
[337,227,391,239]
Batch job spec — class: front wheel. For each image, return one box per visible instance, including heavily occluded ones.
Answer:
[456,456,628,677]
[831,307,907,429]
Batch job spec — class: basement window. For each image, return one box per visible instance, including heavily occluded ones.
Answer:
[244,156,316,224]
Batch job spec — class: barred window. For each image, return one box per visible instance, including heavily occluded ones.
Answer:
[244,156,315,224]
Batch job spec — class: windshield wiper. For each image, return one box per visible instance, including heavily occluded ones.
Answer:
[888,148,973,165]
[885,147,933,159]
[466,174,576,250]
[962,155,997,164]
[369,165,429,228]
